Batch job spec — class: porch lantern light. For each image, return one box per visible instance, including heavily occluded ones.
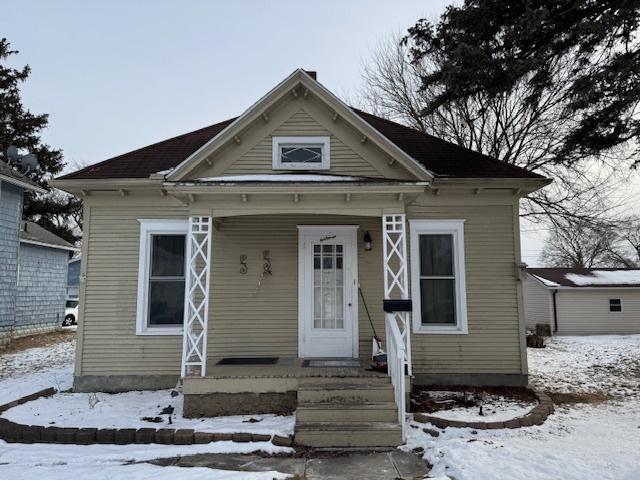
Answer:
[363,231,373,251]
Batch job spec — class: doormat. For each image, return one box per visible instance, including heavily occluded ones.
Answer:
[303,359,361,368]
[217,357,279,365]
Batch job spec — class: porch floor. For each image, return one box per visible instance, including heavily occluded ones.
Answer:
[196,357,387,379]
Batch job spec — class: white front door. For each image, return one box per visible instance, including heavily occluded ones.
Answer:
[298,226,358,358]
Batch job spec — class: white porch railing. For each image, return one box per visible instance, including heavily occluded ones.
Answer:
[382,214,412,441]
[181,216,212,377]
[385,315,407,441]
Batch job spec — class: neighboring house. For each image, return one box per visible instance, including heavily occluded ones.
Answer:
[1,160,76,345]
[51,70,550,447]
[525,268,640,335]
[17,221,77,336]
[67,256,81,300]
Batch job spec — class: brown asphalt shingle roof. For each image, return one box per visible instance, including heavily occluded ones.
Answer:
[59,110,543,181]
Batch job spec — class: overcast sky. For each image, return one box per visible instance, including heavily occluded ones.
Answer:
[4,0,638,265]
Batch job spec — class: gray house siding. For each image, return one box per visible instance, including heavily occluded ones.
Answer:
[15,243,68,336]
[0,182,22,345]
[67,258,81,299]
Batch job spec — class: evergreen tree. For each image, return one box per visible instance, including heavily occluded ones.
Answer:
[404,0,640,165]
[0,38,80,244]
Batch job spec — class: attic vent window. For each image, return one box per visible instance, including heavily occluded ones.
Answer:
[272,136,330,170]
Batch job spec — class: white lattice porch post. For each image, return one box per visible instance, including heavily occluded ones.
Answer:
[382,214,412,375]
[181,216,212,377]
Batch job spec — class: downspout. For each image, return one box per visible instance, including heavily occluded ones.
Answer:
[552,289,558,334]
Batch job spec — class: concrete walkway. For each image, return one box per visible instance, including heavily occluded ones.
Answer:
[150,450,429,479]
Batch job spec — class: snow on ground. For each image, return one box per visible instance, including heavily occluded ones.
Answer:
[528,335,640,397]
[406,399,640,480]
[0,335,293,479]
[0,337,75,405]
[410,335,640,480]
[429,393,536,422]
[0,441,291,480]
[4,389,294,436]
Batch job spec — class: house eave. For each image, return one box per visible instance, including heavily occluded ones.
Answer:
[20,238,79,252]
[430,176,552,195]
[1,174,47,194]
[161,181,429,195]
[49,178,163,195]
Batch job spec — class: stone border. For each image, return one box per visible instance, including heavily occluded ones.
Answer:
[0,388,293,446]
[413,388,554,430]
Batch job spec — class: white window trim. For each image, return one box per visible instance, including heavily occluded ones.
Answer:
[136,219,188,336]
[272,136,330,170]
[409,219,468,334]
[609,298,623,313]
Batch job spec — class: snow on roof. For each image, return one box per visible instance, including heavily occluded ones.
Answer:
[196,174,363,182]
[531,274,560,288]
[565,270,640,286]
[527,268,640,288]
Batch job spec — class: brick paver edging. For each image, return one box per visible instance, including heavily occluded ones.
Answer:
[0,388,293,446]
[413,388,554,430]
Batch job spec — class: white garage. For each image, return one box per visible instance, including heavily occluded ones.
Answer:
[524,268,640,335]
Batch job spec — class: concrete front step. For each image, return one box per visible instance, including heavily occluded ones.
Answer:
[295,422,403,447]
[298,383,395,403]
[298,375,390,387]
[297,402,398,423]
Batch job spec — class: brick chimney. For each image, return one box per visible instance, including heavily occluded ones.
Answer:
[304,70,317,80]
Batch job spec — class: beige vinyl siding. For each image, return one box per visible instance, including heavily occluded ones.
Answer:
[223,109,384,177]
[523,275,553,330]
[209,214,383,358]
[78,192,525,378]
[556,289,640,335]
[78,198,188,376]
[407,198,524,374]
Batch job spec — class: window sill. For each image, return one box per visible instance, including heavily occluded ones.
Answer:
[136,326,183,336]
[413,326,468,335]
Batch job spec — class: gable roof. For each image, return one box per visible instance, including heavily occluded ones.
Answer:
[57,70,544,182]
[19,221,77,252]
[0,160,46,193]
[527,268,640,288]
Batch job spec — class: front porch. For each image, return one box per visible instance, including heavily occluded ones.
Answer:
[178,209,413,375]
[174,197,415,445]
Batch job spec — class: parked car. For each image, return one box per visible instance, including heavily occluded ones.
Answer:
[64,299,79,326]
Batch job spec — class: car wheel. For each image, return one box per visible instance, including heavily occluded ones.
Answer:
[63,314,75,327]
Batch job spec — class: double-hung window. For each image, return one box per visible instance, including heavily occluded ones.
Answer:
[410,220,468,334]
[272,136,330,170]
[609,298,622,312]
[136,219,188,335]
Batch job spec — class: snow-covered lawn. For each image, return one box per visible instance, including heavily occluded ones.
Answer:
[4,389,294,436]
[0,334,293,479]
[0,336,75,405]
[426,393,536,422]
[528,335,640,398]
[410,335,640,480]
[0,441,290,480]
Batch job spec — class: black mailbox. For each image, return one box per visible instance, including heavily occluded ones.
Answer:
[383,299,412,313]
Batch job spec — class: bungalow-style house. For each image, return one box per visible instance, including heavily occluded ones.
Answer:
[51,70,550,447]
[1,160,76,346]
[525,268,640,336]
